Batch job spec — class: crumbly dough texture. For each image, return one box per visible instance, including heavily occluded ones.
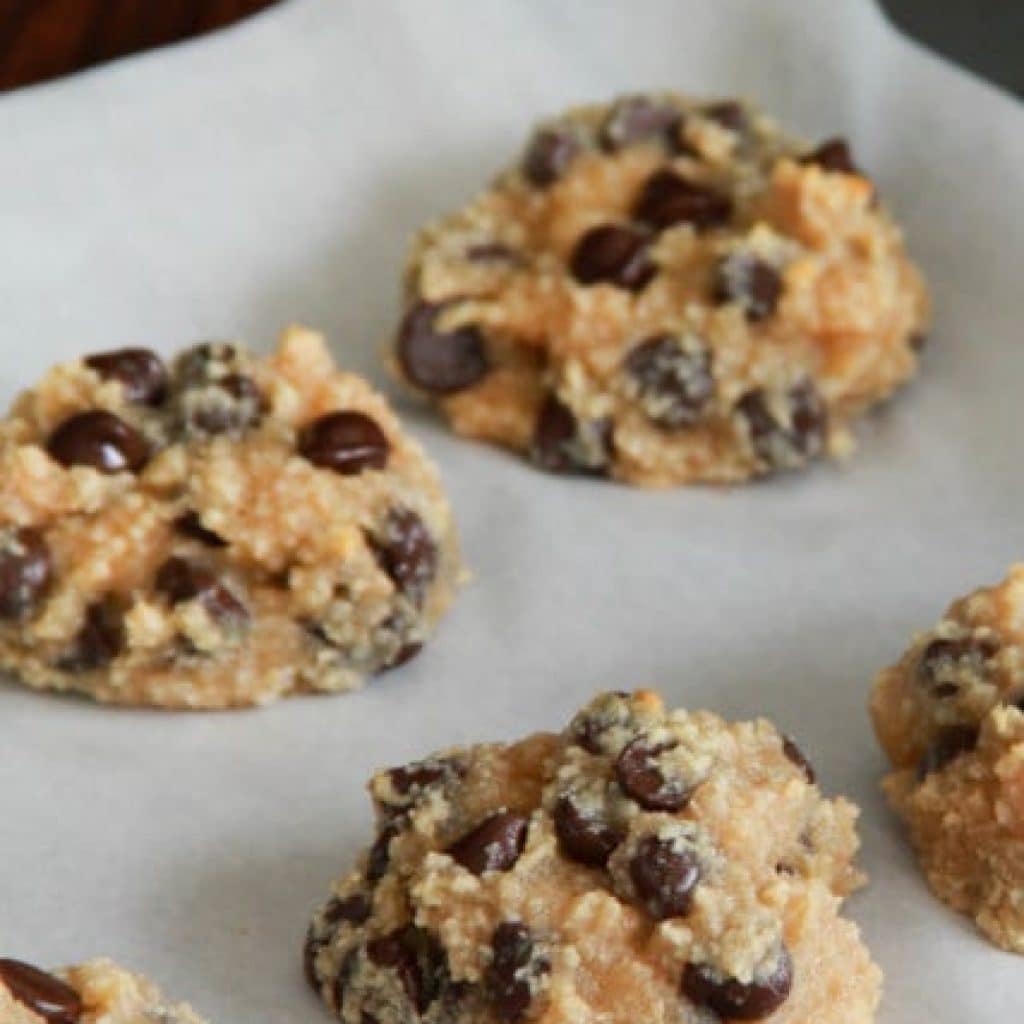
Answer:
[307,690,880,1024]
[394,92,928,486]
[0,327,461,707]
[0,958,207,1024]
[870,565,1024,953]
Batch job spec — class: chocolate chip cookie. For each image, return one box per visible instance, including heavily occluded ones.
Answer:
[0,958,206,1024]
[0,327,461,707]
[870,565,1024,953]
[394,93,928,486]
[305,690,880,1023]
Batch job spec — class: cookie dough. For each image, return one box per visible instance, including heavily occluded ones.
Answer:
[0,327,461,707]
[870,565,1024,953]
[393,92,928,486]
[306,690,880,1023]
[0,958,206,1024]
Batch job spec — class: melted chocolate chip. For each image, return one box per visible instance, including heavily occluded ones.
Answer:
[0,959,82,1024]
[523,127,583,186]
[616,738,694,812]
[917,725,980,781]
[781,735,816,784]
[602,96,682,151]
[800,138,859,175]
[703,101,747,132]
[0,528,52,620]
[736,382,827,471]
[58,600,125,672]
[529,396,612,476]
[713,253,783,322]
[396,301,490,394]
[633,169,732,233]
[175,511,228,548]
[366,926,447,1014]
[298,412,390,476]
[154,557,247,626]
[447,811,528,875]
[624,334,714,429]
[682,948,793,1020]
[324,893,372,927]
[553,794,622,867]
[46,410,150,474]
[486,923,548,1022]
[369,507,438,606]
[629,834,701,919]
[387,761,449,797]
[367,823,399,883]
[84,348,168,405]
[570,224,655,291]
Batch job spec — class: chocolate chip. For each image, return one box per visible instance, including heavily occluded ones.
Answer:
[703,101,747,132]
[568,693,632,754]
[917,725,980,781]
[366,926,447,1014]
[46,410,150,474]
[682,948,793,1020]
[529,396,612,476]
[624,334,714,429]
[324,893,372,927]
[84,348,168,405]
[553,794,621,867]
[570,224,655,291]
[800,138,859,175]
[382,641,423,671]
[387,761,448,797]
[367,823,399,883]
[175,511,227,548]
[713,254,782,322]
[781,735,816,784]
[603,96,682,151]
[447,811,528,875]
[629,834,701,919]
[523,127,582,186]
[369,507,438,606]
[918,636,998,694]
[633,170,732,233]
[466,243,523,265]
[616,738,694,812]
[910,332,928,352]
[298,412,390,476]
[0,528,52,620]
[737,382,827,471]
[154,556,247,626]
[486,923,548,1022]
[396,301,490,395]
[58,600,125,673]
[0,959,82,1024]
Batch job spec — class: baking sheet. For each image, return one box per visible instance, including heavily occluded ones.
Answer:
[1,0,1022,1019]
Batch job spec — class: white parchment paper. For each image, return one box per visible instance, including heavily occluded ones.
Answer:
[1,1,1022,1019]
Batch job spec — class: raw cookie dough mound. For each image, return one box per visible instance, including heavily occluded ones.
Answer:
[306,690,880,1024]
[0,327,461,707]
[870,565,1024,953]
[0,958,207,1024]
[393,93,928,486]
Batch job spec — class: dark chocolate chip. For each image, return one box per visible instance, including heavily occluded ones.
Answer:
[58,600,125,673]
[781,735,816,784]
[800,138,859,175]
[175,511,228,548]
[918,636,998,693]
[917,725,980,781]
[154,556,247,626]
[553,795,622,867]
[529,396,612,476]
[736,382,827,471]
[568,694,631,754]
[633,169,732,233]
[369,507,438,606]
[324,893,372,927]
[387,762,448,797]
[603,96,682,151]
[486,923,548,1022]
[703,101,747,132]
[447,811,529,875]
[624,334,714,429]
[0,528,52,621]
[616,738,693,812]
[382,641,423,671]
[298,411,390,476]
[46,410,150,474]
[910,332,928,352]
[0,959,82,1024]
[84,348,168,405]
[570,224,655,291]
[713,254,782,322]
[396,301,490,395]
[367,823,399,883]
[682,947,793,1020]
[629,834,701,919]
[366,926,447,1014]
[185,373,266,437]
[523,127,582,186]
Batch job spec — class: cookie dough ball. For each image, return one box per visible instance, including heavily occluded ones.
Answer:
[305,690,880,1024]
[870,565,1024,953]
[0,327,461,707]
[393,93,928,486]
[0,958,207,1024]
